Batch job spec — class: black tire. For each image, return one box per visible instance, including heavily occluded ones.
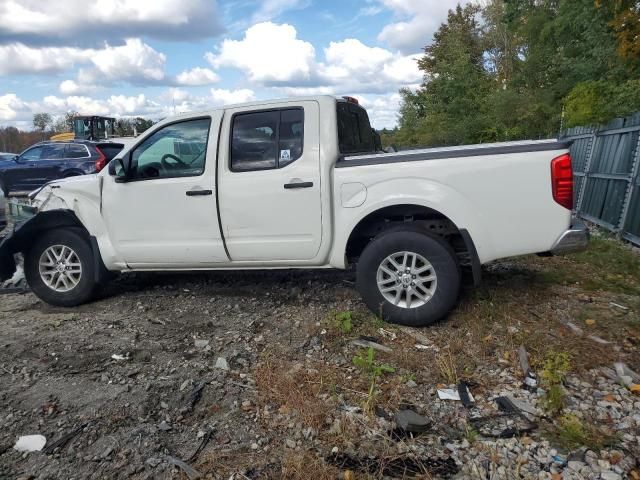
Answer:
[24,229,97,307]
[356,226,461,327]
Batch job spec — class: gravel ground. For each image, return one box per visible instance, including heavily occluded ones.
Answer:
[0,261,639,479]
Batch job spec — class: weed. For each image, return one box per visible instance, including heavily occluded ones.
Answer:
[540,351,570,414]
[334,311,353,334]
[464,423,478,444]
[352,347,395,413]
[435,347,458,384]
[553,414,619,451]
[400,372,416,383]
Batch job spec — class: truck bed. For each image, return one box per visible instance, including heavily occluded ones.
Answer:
[337,139,571,167]
[331,139,573,266]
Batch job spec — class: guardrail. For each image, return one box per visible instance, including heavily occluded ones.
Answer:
[561,113,640,246]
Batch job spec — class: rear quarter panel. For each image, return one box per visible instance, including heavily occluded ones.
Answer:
[331,149,571,267]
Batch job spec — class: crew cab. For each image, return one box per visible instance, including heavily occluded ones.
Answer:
[0,96,588,326]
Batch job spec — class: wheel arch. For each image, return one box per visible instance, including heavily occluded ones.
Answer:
[342,203,482,286]
[0,209,108,282]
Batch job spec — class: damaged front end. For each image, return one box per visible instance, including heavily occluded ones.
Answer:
[0,184,85,281]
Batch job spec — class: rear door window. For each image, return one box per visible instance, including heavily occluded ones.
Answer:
[66,144,90,159]
[231,108,304,171]
[337,102,375,154]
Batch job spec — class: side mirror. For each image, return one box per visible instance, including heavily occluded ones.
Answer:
[109,153,132,182]
[13,155,21,162]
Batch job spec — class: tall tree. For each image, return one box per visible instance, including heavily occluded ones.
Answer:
[32,113,53,132]
[398,4,493,146]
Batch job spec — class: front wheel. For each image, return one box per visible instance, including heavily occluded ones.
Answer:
[356,227,461,327]
[24,229,97,307]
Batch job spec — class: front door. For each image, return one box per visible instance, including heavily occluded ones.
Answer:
[217,101,322,262]
[102,113,229,267]
[7,145,46,191]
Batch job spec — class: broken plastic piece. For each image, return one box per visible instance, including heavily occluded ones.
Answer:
[437,388,475,402]
[351,337,392,353]
[14,435,46,452]
[457,381,474,407]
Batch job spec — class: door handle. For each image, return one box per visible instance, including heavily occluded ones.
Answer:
[284,181,313,189]
[186,189,213,196]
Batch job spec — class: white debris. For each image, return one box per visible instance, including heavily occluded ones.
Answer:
[111,354,127,361]
[14,435,46,452]
[437,388,475,402]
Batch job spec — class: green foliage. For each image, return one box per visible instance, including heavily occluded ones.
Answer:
[554,414,618,450]
[565,79,640,127]
[540,351,571,414]
[333,311,353,334]
[396,0,640,145]
[352,347,395,413]
[352,347,395,378]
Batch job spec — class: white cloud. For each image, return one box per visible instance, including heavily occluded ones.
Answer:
[210,88,256,105]
[377,0,470,53]
[0,0,223,45]
[175,67,220,86]
[87,39,166,83]
[0,43,91,75]
[357,93,404,129]
[319,39,421,89]
[207,24,421,94]
[59,80,81,95]
[251,0,308,22]
[207,22,316,85]
[3,38,166,89]
[0,94,29,121]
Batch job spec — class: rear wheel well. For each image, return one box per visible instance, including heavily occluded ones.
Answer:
[345,205,473,269]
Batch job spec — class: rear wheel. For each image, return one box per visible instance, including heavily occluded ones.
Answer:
[24,229,97,307]
[356,227,461,327]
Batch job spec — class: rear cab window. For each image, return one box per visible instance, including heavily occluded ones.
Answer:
[337,101,376,155]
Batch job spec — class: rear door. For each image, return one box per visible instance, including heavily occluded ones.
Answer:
[217,101,322,262]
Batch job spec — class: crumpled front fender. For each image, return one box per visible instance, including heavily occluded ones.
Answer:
[0,209,82,281]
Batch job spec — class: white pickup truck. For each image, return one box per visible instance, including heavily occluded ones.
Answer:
[0,96,587,326]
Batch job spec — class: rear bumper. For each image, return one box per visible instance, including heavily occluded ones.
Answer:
[550,219,589,255]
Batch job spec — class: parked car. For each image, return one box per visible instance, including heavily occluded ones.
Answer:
[0,185,5,233]
[0,140,124,196]
[0,95,588,326]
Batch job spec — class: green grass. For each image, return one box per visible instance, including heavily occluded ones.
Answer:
[538,236,640,295]
[552,414,619,451]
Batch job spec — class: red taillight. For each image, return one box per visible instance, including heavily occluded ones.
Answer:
[551,153,573,210]
[95,147,107,172]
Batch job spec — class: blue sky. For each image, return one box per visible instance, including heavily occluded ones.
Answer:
[0,0,465,129]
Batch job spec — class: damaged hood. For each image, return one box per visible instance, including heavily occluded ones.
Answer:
[31,174,102,212]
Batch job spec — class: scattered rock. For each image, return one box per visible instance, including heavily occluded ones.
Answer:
[394,409,430,433]
[215,357,229,371]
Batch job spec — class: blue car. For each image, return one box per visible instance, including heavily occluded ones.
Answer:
[0,140,123,196]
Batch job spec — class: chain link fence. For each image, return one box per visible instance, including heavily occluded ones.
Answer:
[562,113,640,246]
